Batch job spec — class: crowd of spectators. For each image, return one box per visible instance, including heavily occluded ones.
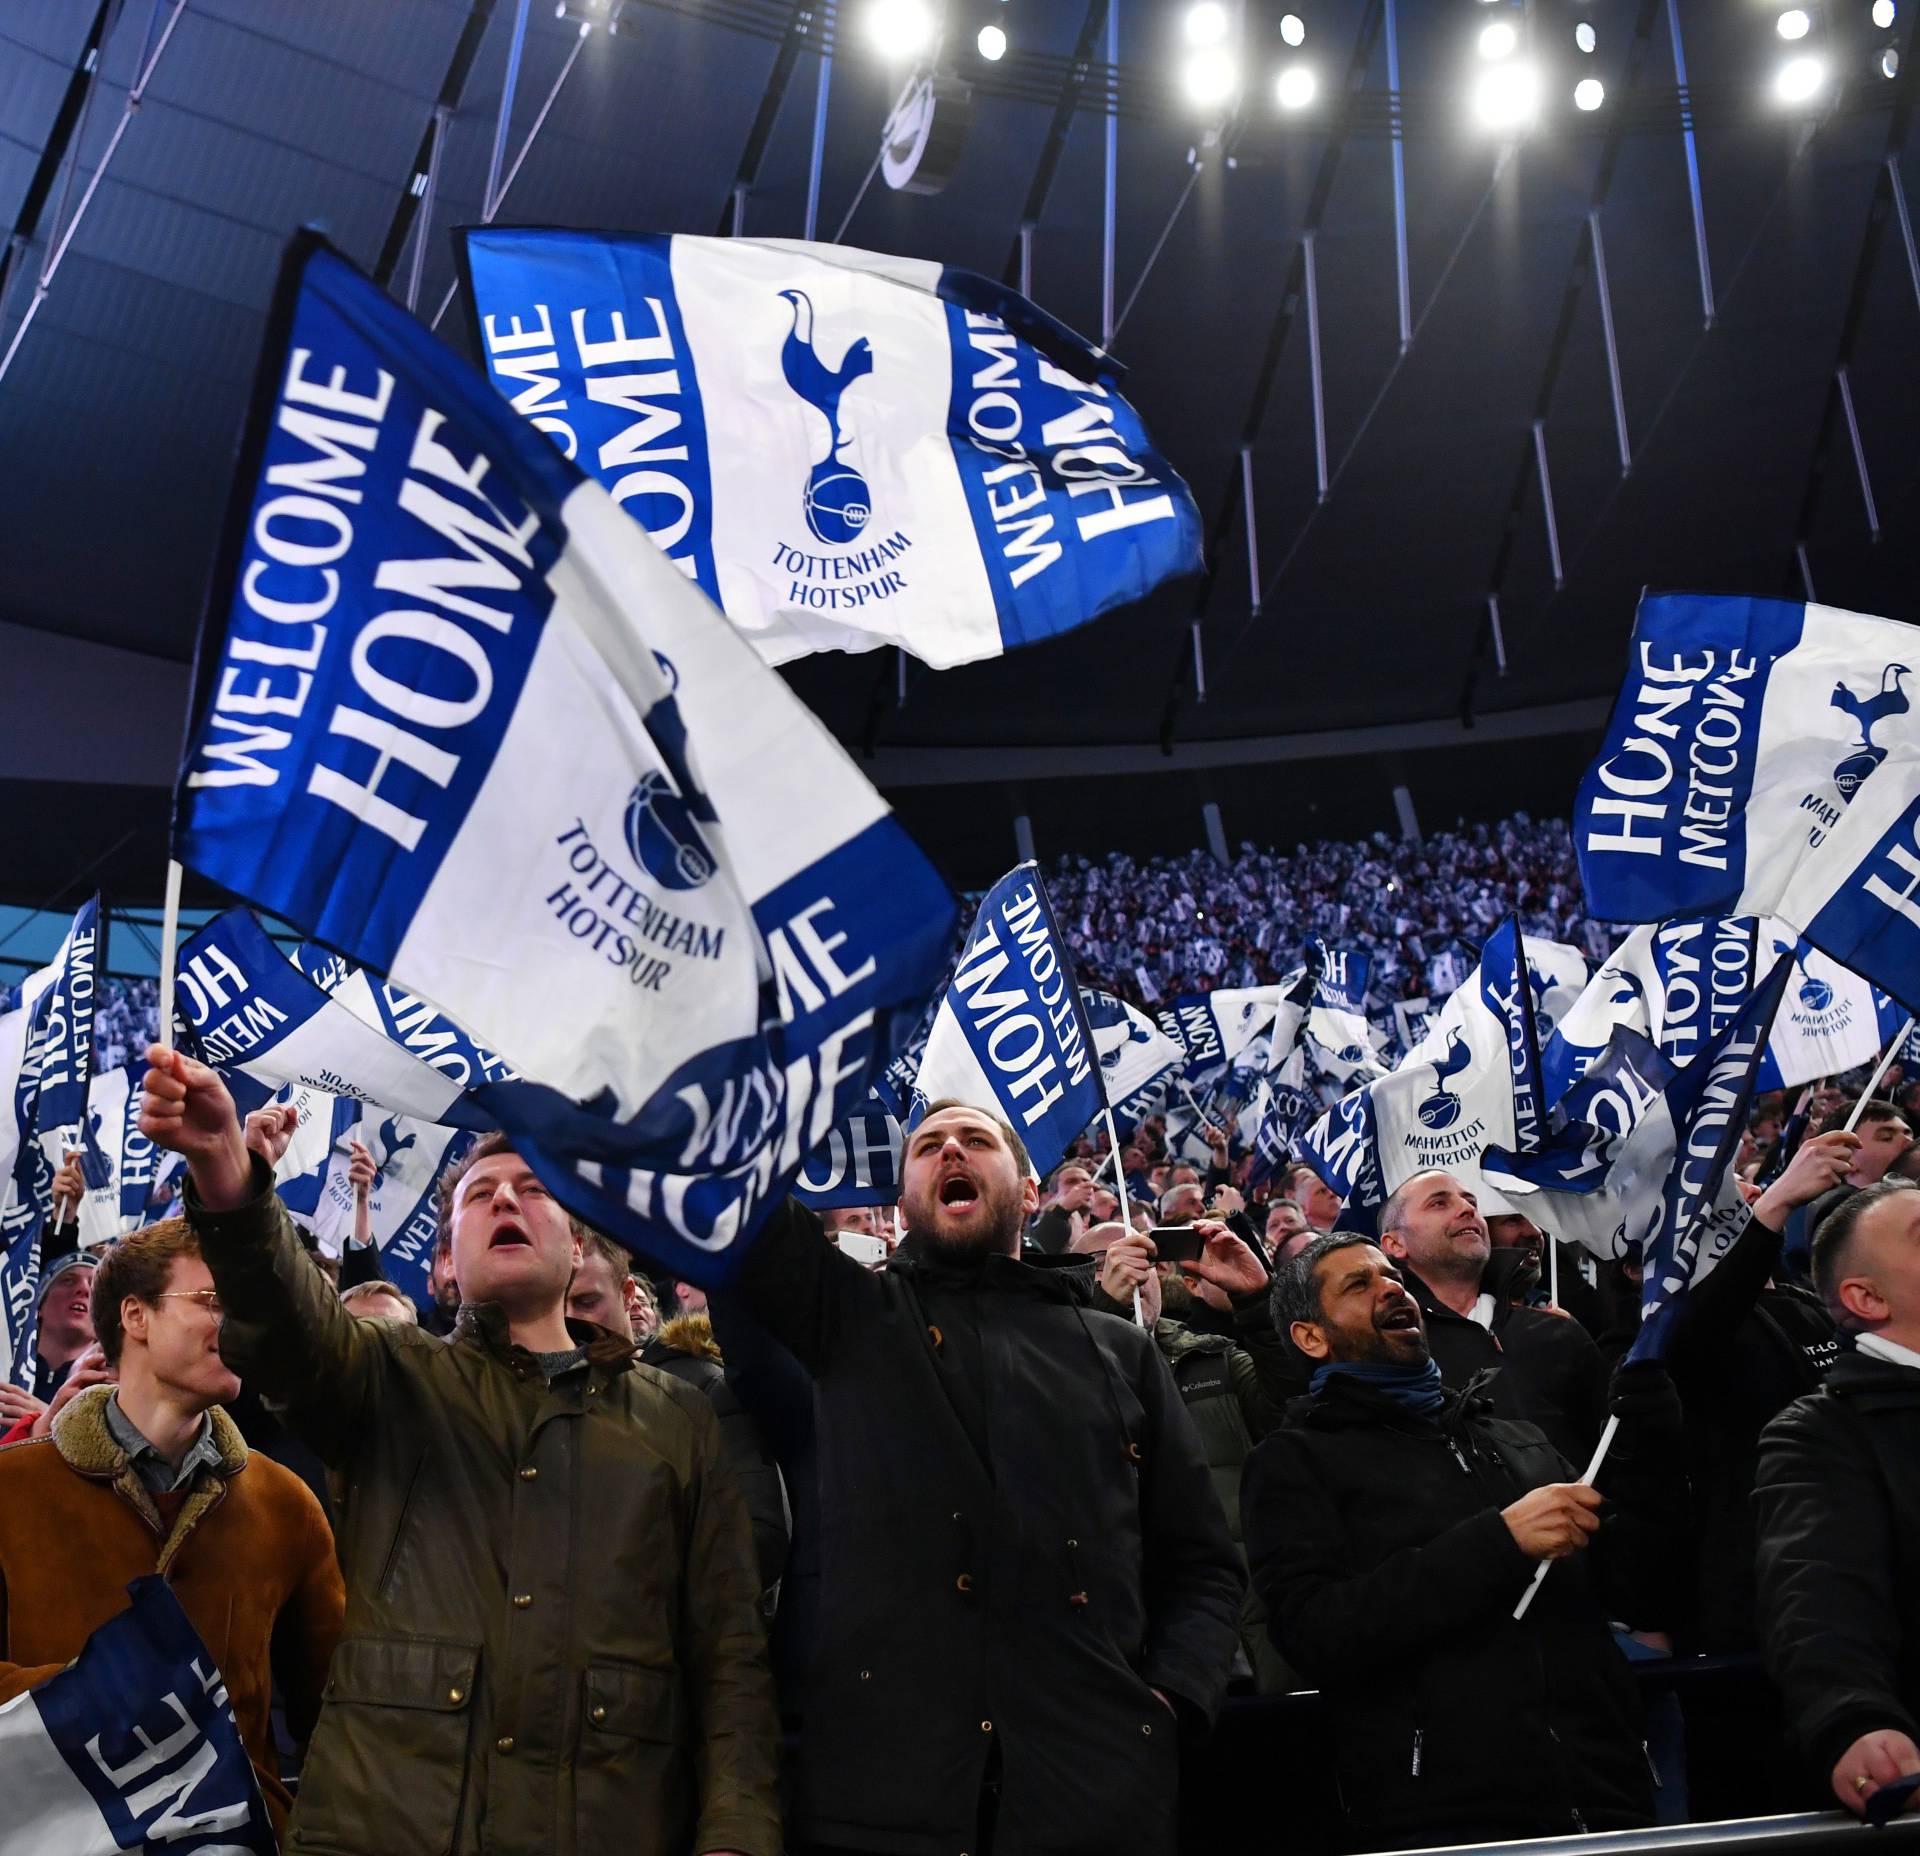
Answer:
[7,814,1920,1854]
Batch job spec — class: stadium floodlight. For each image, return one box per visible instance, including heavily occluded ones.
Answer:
[1276,62,1317,107]
[1479,18,1519,57]
[1473,58,1539,128]
[1185,2,1229,46]
[1874,0,1897,27]
[1574,21,1596,51]
[1776,8,1812,37]
[977,22,1006,58]
[1574,75,1604,108]
[866,0,936,56]
[1882,44,1901,74]
[1775,51,1826,98]
[1184,44,1238,103]
[1280,12,1306,45]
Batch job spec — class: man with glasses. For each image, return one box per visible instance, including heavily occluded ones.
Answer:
[0,1218,345,1841]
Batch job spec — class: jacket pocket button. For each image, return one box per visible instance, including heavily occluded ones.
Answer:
[519,1466,538,1481]
[860,1671,871,1681]
[955,1573,974,1594]
[496,1736,514,1754]
[590,1705,607,1725]
[512,1593,533,1609]
[448,1688,464,1705]
[1142,1724,1153,1737]
[980,1720,993,1734]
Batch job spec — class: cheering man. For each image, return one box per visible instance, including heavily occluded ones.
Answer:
[139,1045,779,1856]
[727,1098,1244,1856]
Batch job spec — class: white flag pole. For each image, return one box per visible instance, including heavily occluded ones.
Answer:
[1102,1106,1148,1327]
[156,860,183,1050]
[1843,1019,1914,1132]
[1513,1413,1620,1621]
[1548,1236,1560,1310]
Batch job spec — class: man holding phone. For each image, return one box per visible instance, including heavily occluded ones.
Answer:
[1080,1219,1300,1690]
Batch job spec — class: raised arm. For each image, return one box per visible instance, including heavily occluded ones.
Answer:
[140,1045,387,1464]
[729,1196,878,1375]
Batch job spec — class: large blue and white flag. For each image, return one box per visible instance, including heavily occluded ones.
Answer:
[1301,940,1383,1083]
[1160,993,1228,1084]
[1082,988,1185,1103]
[1541,917,1760,1103]
[71,1061,167,1245]
[1574,593,1920,1009]
[1543,913,1899,1099]
[23,895,102,1186]
[1245,1044,1318,1192]
[912,866,1102,1176]
[1525,938,1590,1041]
[0,1190,42,1391]
[1755,928,1906,1090]
[1299,1086,1386,1232]
[301,1111,475,1317]
[175,911,500,1130]
[794,1096,902,1210]
[462,229,1201,670]
[0,1576,275,1855]
[1486,958,1790,1359]
[171,235,956,1285]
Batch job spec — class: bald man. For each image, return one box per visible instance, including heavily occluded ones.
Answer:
[1757,1180,1920,1818]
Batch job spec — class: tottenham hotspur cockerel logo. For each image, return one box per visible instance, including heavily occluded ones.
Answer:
[778,289,875,546]
[1417,1030,1473,1132]
[1830,663,1910,802]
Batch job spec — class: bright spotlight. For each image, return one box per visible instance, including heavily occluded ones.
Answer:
[1775,51,1826,98]
[1478,18,1518,57]
[1473,59,1540,128]
[1280,12,1306,44]
[1183,45,1238,104]
[1776,8,1811,37]
[1874,0,1897,26]
[977,21,1006,57]
[1574,75,1605,108]
[866,0,935,56]
[1276,62,1317,106]
[1882,44,1901,74]
[1574,21,1596,51]
[1184,1,1229,47]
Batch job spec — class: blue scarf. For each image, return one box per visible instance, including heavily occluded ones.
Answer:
[1309,1358,1447,1416]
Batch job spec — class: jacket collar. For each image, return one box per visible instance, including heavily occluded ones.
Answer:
[890,1233,1092,1304]
[1401,1264,1498,1332]
[1298,1362,1500,1434]
[451,1301,639,1373]
[51,1384,245,1574]
[1826,1346,1920,1408]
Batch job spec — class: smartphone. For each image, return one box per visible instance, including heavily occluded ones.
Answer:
[1147,1225,1206,1265]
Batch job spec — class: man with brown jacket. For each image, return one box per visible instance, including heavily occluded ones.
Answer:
[140,1044,781,1856]
[0,1218,344,1839]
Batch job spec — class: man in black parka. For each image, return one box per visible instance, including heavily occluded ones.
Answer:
[1243,1233,1682,1851]
[733,1098,1245,1856]
[1756,1177,1920,1817]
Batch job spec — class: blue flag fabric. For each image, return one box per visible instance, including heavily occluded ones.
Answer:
[171,235,956,1286]
[1299,1085,1387,1234]
[0,1576,275,1854]
[174,910,501,1131]
[793,1098,902,1209]
[462,229,1202,670]
[911,866,1103,1176]
[1573,592,1920,1011]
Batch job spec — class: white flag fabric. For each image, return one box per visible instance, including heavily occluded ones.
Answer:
[912,867,1104,1177]
[1082,988,1186,1103]
[463,229,1202,669]
[1575,593,1920,1011]
[170,235,956,1285]
[0,1575,275,1854]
